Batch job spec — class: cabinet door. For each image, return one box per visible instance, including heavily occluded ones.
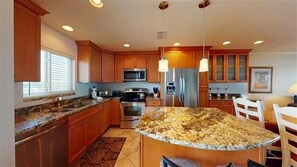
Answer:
[134,55,146,68]
[90,47,102,82]
[111,100,121,125]
[180,51,196,68]
[123,55,135,68]
[208,55,214,81]
[147,54,160,82]
[114,55,124,82]
[238,54,248,81]
[102,53,115,82]
[165,51,180,68]
[214,55,225,82]
[226,54,236,82]
[209,100,234,115]
[86,113,100,145]
[68,121,87,165]
[14,2,41,81]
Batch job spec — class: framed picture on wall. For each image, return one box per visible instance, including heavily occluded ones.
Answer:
[249,67,273,93]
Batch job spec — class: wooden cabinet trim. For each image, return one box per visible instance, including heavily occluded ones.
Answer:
[15,0,49,16]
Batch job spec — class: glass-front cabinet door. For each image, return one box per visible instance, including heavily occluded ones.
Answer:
[238,54,248,81]
[227,54,236,81]
[215,55,225,82]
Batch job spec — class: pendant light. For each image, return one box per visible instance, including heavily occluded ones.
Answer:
[199,0,210,72]
[158,1,169,72]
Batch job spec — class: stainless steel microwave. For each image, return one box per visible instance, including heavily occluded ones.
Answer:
[123,68,146,82]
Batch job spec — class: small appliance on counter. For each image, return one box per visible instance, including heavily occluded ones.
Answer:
[153,87,159,98]
[98,90,113,97]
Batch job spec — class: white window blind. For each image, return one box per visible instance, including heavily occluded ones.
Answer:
[23,49,74,97]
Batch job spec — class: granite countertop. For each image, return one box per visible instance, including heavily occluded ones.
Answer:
[135,107,280,151]
[15,98,110,139]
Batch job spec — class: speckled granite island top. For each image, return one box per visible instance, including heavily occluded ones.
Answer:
[135,107,280,151]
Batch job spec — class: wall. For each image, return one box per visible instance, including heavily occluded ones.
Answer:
[248,52,297,122]
[98,82,160,94]
[0,0,15,166]
[14,24,95,108]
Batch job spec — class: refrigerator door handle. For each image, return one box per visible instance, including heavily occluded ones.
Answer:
[182,74,185,102]
[179,74,182,102]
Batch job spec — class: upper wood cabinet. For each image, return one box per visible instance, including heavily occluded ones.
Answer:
[114,55,124,82]
[76,40,102,83]
[209,49,251,83]
[123,55,146,68]
[146,53,160,83]
[101,51,115,82]
[165,51,196,68]
[14,0,48,81]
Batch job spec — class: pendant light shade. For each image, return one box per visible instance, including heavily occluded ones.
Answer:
[158,59,168,72]
[198,0,210,72]
[158,1,169,72]
[199,57,208,72]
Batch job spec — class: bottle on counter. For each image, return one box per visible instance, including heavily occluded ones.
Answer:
[91,86,97,99]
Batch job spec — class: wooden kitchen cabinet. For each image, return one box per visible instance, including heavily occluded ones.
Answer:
[76,40,102,83]
[111,99,121,126]
[146,53,160,83]
[165,51,196,68]
[114,55,124,82]
[209,50,251,83]
[209,100,234,115]
[146,98,161,106]
[14,0,48,81]
[123,54,146,68]
[68,104,102,165]
[101,51,115,82]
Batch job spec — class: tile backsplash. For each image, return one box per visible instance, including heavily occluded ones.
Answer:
[208,83,248,95]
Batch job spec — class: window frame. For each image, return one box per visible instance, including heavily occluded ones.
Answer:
[23,47,75,100]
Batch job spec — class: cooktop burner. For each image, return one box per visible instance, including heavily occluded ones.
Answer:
[120,88,147,102]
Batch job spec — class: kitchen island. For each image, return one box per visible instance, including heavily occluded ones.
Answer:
[135,107,280,167]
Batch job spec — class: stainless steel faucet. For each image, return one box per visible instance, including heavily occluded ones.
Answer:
[56,94,63,107]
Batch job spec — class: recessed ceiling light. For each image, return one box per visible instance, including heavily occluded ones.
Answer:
[62,25,74,32]
[222,41,231,45]
[89,0,104,8]
[173,42,180,46]
[254,40,264,45]
[124,44,130,48]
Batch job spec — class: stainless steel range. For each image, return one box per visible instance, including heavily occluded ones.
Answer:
[120,88,147,128]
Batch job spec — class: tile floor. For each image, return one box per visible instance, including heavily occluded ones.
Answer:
[102,127,140,167]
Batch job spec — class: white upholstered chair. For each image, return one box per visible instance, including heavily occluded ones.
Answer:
[273,104,297,167]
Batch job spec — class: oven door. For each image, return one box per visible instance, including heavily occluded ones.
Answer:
[120,102,145,121]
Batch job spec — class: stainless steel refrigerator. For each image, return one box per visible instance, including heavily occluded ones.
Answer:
[163,68,199,107]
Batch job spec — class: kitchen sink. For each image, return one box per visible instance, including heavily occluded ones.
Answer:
[63,101,92,109]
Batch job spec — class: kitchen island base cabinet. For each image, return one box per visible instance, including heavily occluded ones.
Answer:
[140,135,264,167]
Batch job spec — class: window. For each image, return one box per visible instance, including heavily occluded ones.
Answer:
[23,49,74,97]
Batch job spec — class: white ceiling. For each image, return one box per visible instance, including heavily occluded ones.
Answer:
[33,0,297,52]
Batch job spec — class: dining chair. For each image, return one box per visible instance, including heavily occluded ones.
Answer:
[273,104,297,167]
[232,97,282,162]
[247,159,266,167]
[160,156,200,167]
[232,97,264,126]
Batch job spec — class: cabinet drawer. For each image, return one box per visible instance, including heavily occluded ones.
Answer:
[146,100,161,106]
[68,105,100,126]
[209,100,233,106]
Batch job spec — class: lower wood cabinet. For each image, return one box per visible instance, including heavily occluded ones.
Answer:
[68,102,112,165]
[209,100,234,115]
[111,99,121,126]
[146,99,161,106]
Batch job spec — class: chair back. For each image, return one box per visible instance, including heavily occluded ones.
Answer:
[232,97,264,127]
[273,104,297,167]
